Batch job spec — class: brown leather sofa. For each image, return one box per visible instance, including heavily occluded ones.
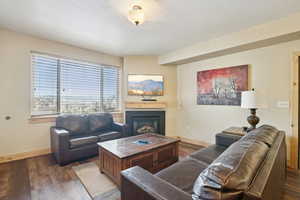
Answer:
[121,125,286,200]
[50,113,127,165]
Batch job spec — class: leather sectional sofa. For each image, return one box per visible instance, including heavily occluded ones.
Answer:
[121,125,286,200]
[50,113,127,165]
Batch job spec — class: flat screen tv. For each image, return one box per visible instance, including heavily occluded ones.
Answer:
[128,74,164,96]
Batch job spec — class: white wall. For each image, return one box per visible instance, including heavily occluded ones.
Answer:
[123,56,177,137]
[177,39,300,162]
[0,28,122,156]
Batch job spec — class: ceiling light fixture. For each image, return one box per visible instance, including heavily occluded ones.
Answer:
[128,4,145,26]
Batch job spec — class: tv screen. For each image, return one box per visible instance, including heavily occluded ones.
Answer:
[128,74,164,96]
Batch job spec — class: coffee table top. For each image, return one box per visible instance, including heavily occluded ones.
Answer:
[98,134,179,159]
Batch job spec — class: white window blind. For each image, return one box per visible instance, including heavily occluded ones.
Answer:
[31,53,121,116]
[60,60,102,114]
[31,54,58,116]
[102,66,120,112]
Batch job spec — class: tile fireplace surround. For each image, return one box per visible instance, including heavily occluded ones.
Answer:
[125,111,165,136]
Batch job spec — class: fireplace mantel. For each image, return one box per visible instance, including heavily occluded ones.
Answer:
[125,101,167,109]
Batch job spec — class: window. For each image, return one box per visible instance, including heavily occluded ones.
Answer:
[31,53,121,116]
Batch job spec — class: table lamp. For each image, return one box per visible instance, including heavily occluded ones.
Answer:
[241,89,260,131]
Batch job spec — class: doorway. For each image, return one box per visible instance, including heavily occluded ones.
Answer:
[291,53,300,170]
[298,56,300,169]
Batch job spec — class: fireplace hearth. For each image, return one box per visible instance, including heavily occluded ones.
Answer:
[125,111,165,136]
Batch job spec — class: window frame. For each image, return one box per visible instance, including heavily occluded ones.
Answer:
[30,52,122,117]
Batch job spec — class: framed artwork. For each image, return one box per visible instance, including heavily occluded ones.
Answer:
[128,74,164,96]
[197,65,248,105]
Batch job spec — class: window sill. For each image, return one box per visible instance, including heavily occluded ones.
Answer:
[28,112,124,124]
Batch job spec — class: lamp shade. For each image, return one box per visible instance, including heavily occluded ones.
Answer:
[241,90,257,109]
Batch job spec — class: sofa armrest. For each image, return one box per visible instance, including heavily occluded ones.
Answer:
[50,127,70,165]
[112,122,128,137]
[215,133,242,148]
[121,166,192,200]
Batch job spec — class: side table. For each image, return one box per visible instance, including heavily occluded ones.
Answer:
[216,127,247,148]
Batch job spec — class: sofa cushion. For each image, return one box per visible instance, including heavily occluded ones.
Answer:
[88,113,113,132]
[192,139,269,200]
[98,131,122,142]
[241,125,278,147]
[56,115,88,135]
[156,158,208,194]
[69,136,99,149]
[189,145,226,165]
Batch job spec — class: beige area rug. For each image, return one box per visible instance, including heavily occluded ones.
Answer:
[72,162,120,200]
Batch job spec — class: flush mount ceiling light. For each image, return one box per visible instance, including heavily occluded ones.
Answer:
[128,4,145,26]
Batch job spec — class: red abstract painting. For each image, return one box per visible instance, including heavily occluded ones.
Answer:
[197,65,248,105]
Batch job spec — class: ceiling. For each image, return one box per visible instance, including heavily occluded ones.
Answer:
[1,0,300,56]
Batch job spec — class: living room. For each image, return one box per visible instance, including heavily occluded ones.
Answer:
[0,1,300,200]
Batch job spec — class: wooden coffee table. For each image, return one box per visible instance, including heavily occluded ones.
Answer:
[98,133,179,186]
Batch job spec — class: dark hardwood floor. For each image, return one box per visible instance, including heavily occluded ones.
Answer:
[0,143,299,200]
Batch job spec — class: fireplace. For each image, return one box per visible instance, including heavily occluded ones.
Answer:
[125,111,165,136]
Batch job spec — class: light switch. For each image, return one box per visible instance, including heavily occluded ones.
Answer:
[277,101,289,108]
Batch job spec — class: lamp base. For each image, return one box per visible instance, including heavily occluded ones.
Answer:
[247,108,260,131]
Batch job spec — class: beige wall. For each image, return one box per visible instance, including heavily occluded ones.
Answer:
[160,11,300,65]
[123,56,177,137]
[177,39,300,163]
[0,28,122,156]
